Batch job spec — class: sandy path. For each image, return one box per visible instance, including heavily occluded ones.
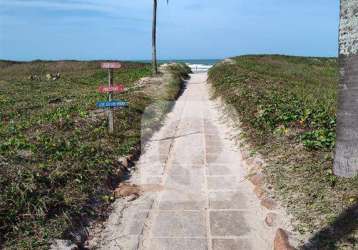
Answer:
[92,73,276,250]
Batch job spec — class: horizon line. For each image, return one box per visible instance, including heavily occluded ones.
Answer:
[0,54,338,63]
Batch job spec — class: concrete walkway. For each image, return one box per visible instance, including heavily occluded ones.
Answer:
[93,73,274,250]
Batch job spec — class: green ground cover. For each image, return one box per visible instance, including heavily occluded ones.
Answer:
[209,55,358,249]
[0,60,190,249]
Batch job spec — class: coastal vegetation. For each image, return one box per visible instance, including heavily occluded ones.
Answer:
[0,60,190,249]
[209,55,358,249]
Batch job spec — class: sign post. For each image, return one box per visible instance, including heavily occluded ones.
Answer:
[108,68,114,133]
[98,62,126,134]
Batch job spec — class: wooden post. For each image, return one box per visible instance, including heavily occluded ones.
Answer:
[99,62,122,134]
[108,68,114,134]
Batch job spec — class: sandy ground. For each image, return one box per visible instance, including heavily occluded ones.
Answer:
[89,73,283,250]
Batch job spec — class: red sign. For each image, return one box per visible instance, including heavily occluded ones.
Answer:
[98,84,125,93]
[101,62,122,69]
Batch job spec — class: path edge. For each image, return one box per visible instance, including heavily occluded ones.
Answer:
[50,64,191,250]
[207,80,301,250]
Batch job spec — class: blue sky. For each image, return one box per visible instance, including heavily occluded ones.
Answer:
[0,0,339,61]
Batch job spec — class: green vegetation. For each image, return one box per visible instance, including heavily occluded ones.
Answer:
[209,55,358,249]
[0,60,190,249]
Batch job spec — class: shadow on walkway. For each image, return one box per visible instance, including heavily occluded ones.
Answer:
[301,202,358,249]
[149,131,201,142]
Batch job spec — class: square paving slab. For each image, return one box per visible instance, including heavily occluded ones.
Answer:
[209,191,247,209]
[159,190,207,210]
[207,176,240,190]
[164,173,205,191]
[152,211,206,238]
[212,238,251,250]
[210,211,251,237]
[149,238,208,250]
[206,164,238,176]
[168,164,205,177]
[206,152,237,164]
[205,145,224,155]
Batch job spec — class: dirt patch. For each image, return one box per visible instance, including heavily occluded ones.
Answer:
[114,183,142,199]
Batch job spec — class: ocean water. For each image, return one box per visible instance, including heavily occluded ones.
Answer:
[160,59,220,65]
[139,59,221,72]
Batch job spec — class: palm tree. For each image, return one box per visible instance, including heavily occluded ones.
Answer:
[152,0,168,75]
[334,0,358,177]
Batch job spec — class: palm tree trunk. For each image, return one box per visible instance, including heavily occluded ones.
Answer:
[334,0,358,177]
[152,0,158,75]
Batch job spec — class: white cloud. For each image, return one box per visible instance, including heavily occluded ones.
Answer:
[0,0,149,15]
